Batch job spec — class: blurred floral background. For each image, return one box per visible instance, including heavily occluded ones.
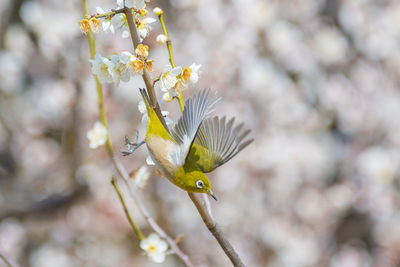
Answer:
[1,0,400,266]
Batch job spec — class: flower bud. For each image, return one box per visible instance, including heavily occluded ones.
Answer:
[153,7,163,16]
[138,8,148,17]
[156,34,167,44]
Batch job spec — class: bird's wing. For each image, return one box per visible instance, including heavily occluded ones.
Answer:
[189,116,253,173]
[171,89,218,166]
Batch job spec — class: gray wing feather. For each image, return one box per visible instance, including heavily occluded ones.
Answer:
[194,116,253,172]
[171,89,218,160]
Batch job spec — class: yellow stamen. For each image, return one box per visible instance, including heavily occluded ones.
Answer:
[90,17,100,32]
[145,60,154,72]
[182,67,192,82]
[79,19,91,34]
[135,44,149,58]
[131,59,144,73]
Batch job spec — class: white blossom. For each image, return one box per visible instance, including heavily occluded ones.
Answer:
[116,0,147,9]
[137,17,157,41]
[138,99,173,127]
[111,13,130,38]
[140,233,168,263]
[108,51,135,85]
[133,165,150,189]
[95,7,115,33]
[90,52,136,85]
[162,110,174,126]
[89,54,113,84]
[188,63,201,85]
[87,122,108,149]
[160,65,182,101]
[146,155,155,165]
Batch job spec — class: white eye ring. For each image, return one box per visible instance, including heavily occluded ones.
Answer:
[196,180,204,189]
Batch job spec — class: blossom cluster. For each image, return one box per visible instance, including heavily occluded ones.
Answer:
[159,63,201,101]
[90,52,135,85]
[79,0,155,41]
[89,44,153,85]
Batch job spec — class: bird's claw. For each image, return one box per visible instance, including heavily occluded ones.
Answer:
[120,131,144,156]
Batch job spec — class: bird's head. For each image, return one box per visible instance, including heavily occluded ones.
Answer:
[182,171,217,201]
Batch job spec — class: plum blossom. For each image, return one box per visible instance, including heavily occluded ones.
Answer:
[160,65,182,101]
[90,52,136,85]
[111,13,130,38]
[140,233,168,263]
[183,63,201,86]
[116,0,147,9]
[137,17,157,41]
[87,122,108,149]
[89,54,113,84]
[132,165,150,189]
[95,7,115,33]
[108,51,135,85]
[159,63,201,101]
[138,99,173,127]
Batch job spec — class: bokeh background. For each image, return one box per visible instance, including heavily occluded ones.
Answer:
[1,0,400,266]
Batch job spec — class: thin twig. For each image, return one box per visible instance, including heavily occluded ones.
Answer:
[91,8,125,19]
[158,12,176,68]
[0,252,13,267]
[111,177,145,240]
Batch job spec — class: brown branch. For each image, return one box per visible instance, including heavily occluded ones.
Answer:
[91,8,125,19]
[188,193,245,267]
[123,7,169,131]
[0,252,13,267]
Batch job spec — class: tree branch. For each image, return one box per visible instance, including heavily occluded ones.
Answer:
[123,7,169,131]
[188,193,245,267]
[0,252,13,267]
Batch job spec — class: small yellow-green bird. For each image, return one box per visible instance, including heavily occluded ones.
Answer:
[133,88,253,200]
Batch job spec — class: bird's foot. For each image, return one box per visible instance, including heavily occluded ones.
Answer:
[120,131,145,156]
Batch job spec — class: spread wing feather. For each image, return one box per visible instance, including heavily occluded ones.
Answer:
[190,116,253,173]
[170,89,218,166]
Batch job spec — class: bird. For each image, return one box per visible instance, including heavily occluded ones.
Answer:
[126,88,253,200]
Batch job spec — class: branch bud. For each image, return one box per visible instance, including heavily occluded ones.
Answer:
[156,34,168,44]
[153,7,163,16]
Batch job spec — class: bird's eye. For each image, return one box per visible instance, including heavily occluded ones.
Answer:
[196,180,204,189]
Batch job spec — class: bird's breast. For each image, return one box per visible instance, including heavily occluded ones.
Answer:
[145,135,184,180]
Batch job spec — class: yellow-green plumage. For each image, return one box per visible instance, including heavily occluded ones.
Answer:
[139,88,252,199]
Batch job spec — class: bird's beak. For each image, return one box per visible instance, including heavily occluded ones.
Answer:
[206,190,218,201]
